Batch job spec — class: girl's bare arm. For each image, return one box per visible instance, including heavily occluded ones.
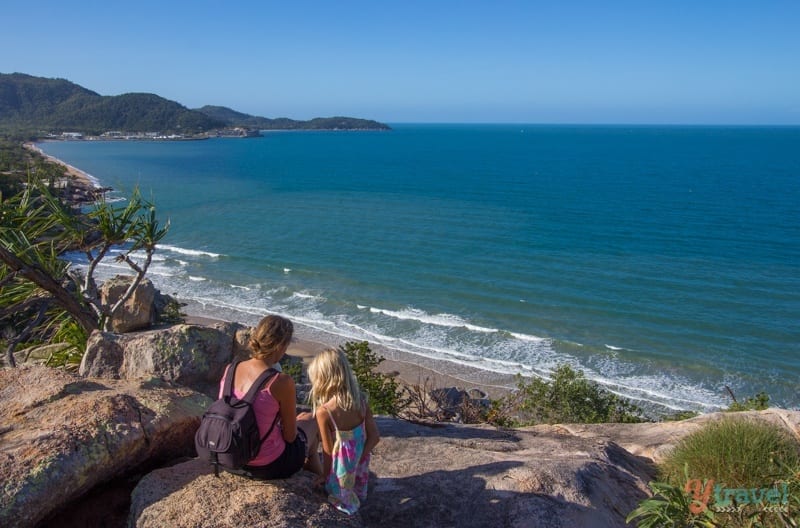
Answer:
[316,407,335,480]
[362,404,380,459]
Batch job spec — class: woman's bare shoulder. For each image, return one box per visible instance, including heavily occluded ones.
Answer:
[268,372,295,395]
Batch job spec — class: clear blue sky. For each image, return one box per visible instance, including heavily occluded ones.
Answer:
[2,1,798,124]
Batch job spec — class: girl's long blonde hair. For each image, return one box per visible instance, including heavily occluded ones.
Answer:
[308,348,364,414]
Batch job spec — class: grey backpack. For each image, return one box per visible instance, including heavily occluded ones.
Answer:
[194,361,279,476]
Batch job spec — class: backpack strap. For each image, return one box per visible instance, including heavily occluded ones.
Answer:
[222,361,279,403]
[246,368,282,446]
[223,361,282,448]
[242,367,280,404]
[221,360,240,400]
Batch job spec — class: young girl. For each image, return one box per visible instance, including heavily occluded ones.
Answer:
[308,348,380,514]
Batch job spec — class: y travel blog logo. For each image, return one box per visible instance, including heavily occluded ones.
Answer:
[686,478,791,514]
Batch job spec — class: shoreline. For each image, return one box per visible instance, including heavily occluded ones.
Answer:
[183,305,516,400]
[24,142,103,189]
[32,144,766,415]
[29,145,516,400]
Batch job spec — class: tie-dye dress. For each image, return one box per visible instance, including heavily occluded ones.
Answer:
[324,408,371,514]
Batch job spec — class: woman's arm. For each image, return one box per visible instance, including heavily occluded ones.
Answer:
[270,373,298,442]
[362,403,380,459]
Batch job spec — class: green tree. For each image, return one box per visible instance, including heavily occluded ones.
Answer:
[1,179,168,366]
[339,341,405,416]
[488,365,644,426]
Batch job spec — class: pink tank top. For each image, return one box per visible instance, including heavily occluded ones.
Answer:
[218,366,286,466]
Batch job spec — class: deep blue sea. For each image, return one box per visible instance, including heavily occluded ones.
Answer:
[40,124,800,412]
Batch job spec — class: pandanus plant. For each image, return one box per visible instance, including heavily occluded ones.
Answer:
[0,178,168,367]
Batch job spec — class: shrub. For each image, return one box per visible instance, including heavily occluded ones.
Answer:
[279,355,304,385]
[660,418,799,489]
[156,297,186,325]
[626,474,716,528]
[725,390,770,412]
[339,341,405,416]
[662,410,701,422]
[488,365,644,426]
[645,417,800,527]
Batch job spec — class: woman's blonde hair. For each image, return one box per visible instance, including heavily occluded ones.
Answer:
[308,348,363,414]
[249,315,293,362]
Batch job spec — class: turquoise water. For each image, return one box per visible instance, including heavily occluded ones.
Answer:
[40,124,800,411]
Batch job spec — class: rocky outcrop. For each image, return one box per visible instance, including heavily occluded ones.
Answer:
[9,313,800,528]
[553,407,800,464]
[79,322,251,398]
[129,418,654,528]
[130,459,361,528]
[100,275,157,333]
[5,358,800,528]
[0,365,210,528]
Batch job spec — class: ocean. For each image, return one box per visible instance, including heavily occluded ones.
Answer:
[39,124,800,412]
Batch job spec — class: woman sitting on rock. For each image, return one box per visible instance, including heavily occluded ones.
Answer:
[219,314,322,479]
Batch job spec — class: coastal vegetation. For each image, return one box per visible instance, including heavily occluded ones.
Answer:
[0,137,68,195]
[628,418,800,527]
[660,418,799,491]
[340,340,405,416]
[0,73,390,136]
[338,340,648,425]
[0,154,168,366]
[487,364,645,426]
[0,73,223,136]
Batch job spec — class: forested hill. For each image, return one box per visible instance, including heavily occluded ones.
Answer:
[0,73,224,135]
[196,105,390,130]
[0,73,390,135]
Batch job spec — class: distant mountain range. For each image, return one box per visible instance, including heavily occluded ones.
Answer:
[0,73,389,135]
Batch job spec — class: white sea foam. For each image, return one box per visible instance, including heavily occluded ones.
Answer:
[127,249,167,262]
[51,255,730,412]
[185,295,271,318]
[292,291,321,300]
[605,344,623,351]
[96,260,176,275]
[369,306,498,333]
[189,276,207,282]
[284,268,291,273]
[509,332,548,343]
[338,321,399,342]
[170,288,723,412]
[158,244,222,258]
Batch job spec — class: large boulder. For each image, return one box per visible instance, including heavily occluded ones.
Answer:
[100,275,157,333]
[79,322,251,398]
[129,417,654,528]
[0,365,211,528]
[130,459,362,528]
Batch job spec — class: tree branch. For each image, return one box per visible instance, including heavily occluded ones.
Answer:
[0,246,98,334]
[4,300,50,367]
[108,250,153,320]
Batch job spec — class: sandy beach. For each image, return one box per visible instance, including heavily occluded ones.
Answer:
[184,310,515,400]
[24,142,101,190]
